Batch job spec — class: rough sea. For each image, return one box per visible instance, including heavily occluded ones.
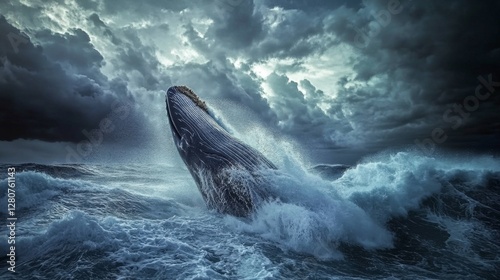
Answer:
[1,150,499,279]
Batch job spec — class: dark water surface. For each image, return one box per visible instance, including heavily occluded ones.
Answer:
[0,152,499,279]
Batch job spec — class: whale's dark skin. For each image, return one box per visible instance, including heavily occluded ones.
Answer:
[166,86,276,217]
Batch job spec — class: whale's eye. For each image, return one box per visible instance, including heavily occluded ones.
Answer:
[176,86,209,113]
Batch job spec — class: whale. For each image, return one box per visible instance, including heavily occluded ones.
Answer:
[165,85,276,217]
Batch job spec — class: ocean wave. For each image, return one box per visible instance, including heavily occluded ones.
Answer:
[0,152,498,278]
[0,170,188,220]
[224,151,500,261]
[0,171,98,216]
[1,211,278,279]
[0,163,99,179]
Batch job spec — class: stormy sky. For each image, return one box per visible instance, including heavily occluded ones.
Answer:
[0,0,499,164]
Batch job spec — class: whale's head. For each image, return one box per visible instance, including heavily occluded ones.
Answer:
[165,86,233,169]
[165,85,276,170]
[165,85,276,216]
[166,85,206,142]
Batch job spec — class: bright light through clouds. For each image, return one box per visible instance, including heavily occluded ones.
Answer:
[251,62,274,79]
[251,43,358,102]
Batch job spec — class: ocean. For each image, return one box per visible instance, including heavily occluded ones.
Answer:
[0,151,499,279]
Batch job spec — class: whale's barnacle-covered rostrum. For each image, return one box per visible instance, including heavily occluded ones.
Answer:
[175,85,208,113]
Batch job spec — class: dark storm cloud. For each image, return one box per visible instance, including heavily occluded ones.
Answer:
[262,0,362,11]
[99,0,190,14]
[76,0,192,16]
[75,0,99,11]
[252,9,325,60]
[178,0,500,152]
[266,73,328,135]
[204,0,335,61]
[0,16,149,145]
[209,0,264,50]
[88,13,106,28]
[86,13,168,91]
[35,28,105,81]
[325,0,500,151]
[114,34,161,90]
[87,13,121,45]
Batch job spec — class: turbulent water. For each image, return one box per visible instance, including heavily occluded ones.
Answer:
[1,151,499,279]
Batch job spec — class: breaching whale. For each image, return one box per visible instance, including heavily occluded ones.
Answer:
[165,86,276,217]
